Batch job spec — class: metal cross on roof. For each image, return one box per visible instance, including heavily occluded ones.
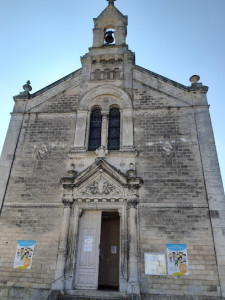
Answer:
[107,0,116,5]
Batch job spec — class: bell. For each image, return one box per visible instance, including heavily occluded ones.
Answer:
[105,31,114,44]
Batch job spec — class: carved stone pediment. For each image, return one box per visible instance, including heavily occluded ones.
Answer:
[77,173,124,198]
[60,158,143,202]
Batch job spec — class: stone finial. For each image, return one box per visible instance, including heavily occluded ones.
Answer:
[14,80,32,100]
[189,75,200,85]
[23,80,32,92]
[107,0,116,5]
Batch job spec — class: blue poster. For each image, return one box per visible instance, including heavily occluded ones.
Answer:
[14,240,36,269]
[166,244,189,275]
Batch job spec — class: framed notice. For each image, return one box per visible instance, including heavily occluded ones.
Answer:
[14,240,35,269]
[84,236,93,252]
[144,253,166,275]
[166,244,189,276]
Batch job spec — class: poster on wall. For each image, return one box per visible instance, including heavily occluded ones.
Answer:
[166,244,189,276]
[84,236,93,252]
[14,240,35,269]
[144,253,167,275]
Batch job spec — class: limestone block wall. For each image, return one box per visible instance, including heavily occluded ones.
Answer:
[0,92,79,296]
[0,206,62,289]
[132,80,222,297]
[138,207,219,297]
[4,112,76,204]
[134,107,207,205]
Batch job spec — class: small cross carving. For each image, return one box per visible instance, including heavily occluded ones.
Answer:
[107,0,116,5]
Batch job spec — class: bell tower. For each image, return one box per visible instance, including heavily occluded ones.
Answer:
[80,0,135,97]
[92,0,127,47]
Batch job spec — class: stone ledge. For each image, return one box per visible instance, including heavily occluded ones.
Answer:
[141,294,224,300]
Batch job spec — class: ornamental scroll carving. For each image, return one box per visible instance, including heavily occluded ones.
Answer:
[161,141,173,156]
[79,175,122,197]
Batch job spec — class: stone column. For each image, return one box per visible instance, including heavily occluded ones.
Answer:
[52,198,73,291]
[127,198,140,298]
[101,112,109,149]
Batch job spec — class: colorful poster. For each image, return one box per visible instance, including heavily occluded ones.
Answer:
[166,244,189,276]
[14,240,35,269]
[84,236,93,252]
[144,253,166,275]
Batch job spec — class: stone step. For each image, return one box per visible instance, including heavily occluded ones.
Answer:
[59,297,126,300]
[58,291,129,300]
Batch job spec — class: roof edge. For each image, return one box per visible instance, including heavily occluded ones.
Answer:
[30,68,82,98]
[134,65,189,91]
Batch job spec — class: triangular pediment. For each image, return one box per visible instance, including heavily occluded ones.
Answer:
[74,159,127,189]
[74,159,127,199]
[61,159,143,201]
[94,4,127,28]
[77,172,125,198]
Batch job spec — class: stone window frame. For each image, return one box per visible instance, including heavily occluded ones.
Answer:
[86,104,121,151]
[88,106,103,151]
[73,85,134,152]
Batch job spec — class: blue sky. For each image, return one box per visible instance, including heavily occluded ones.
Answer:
[0,0,224,189]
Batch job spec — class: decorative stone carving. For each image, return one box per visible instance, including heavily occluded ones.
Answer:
[102,97,109,103]
[62,186,74,204]
[62,198,73,207]
[161,141,173,156]
[127,198,139,208]
[37,144,48,158]
[80,175,121,196]
[79,162,84,168]
[120,161,125,167]
[95,145,108,158]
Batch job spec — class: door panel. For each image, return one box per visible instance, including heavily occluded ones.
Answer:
[98,212,120,289]
[75,211,102,290]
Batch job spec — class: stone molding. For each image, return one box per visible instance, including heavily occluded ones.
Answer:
[79,84,132,110]
[4,203,62,208]
[3,202,208,208]
[75,198,125,203]
[139,203,208,208]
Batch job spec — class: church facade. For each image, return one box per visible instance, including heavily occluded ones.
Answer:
[0,1,225,300]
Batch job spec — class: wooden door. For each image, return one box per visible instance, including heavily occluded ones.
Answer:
[98,212,120,289]
[75,211,102,290]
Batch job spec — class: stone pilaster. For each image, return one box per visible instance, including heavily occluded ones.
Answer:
[52,198,73,291]
[73,110,88,151]
[0,88,30,214]
[194,104,225,297]
[127,198,140,298]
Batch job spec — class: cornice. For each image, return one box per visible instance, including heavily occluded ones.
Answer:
[139,203,208,208]
[4,203,62,208]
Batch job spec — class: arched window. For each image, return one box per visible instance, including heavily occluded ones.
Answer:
[88,109,102,150]
[104,68,111,80]
[108,108,120,150]
[114,68,120,79]
[94,69,101,80]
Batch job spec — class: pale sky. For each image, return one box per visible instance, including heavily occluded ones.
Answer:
[0,0,224,189]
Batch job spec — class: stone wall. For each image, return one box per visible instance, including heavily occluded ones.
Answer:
[0,64,224,299]
[0,95,78,297]
[138,207,219,297]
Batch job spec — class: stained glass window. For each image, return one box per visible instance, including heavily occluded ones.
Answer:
[88,109,102,150]
[108,108,120,150]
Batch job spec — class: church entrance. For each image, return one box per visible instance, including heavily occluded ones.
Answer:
[98,211,120,290]
[75,210,120,291]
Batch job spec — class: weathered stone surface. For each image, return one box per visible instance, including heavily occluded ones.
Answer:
[0,1,224,300]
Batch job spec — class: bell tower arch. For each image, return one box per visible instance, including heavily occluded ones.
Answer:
[92,0,127,47]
